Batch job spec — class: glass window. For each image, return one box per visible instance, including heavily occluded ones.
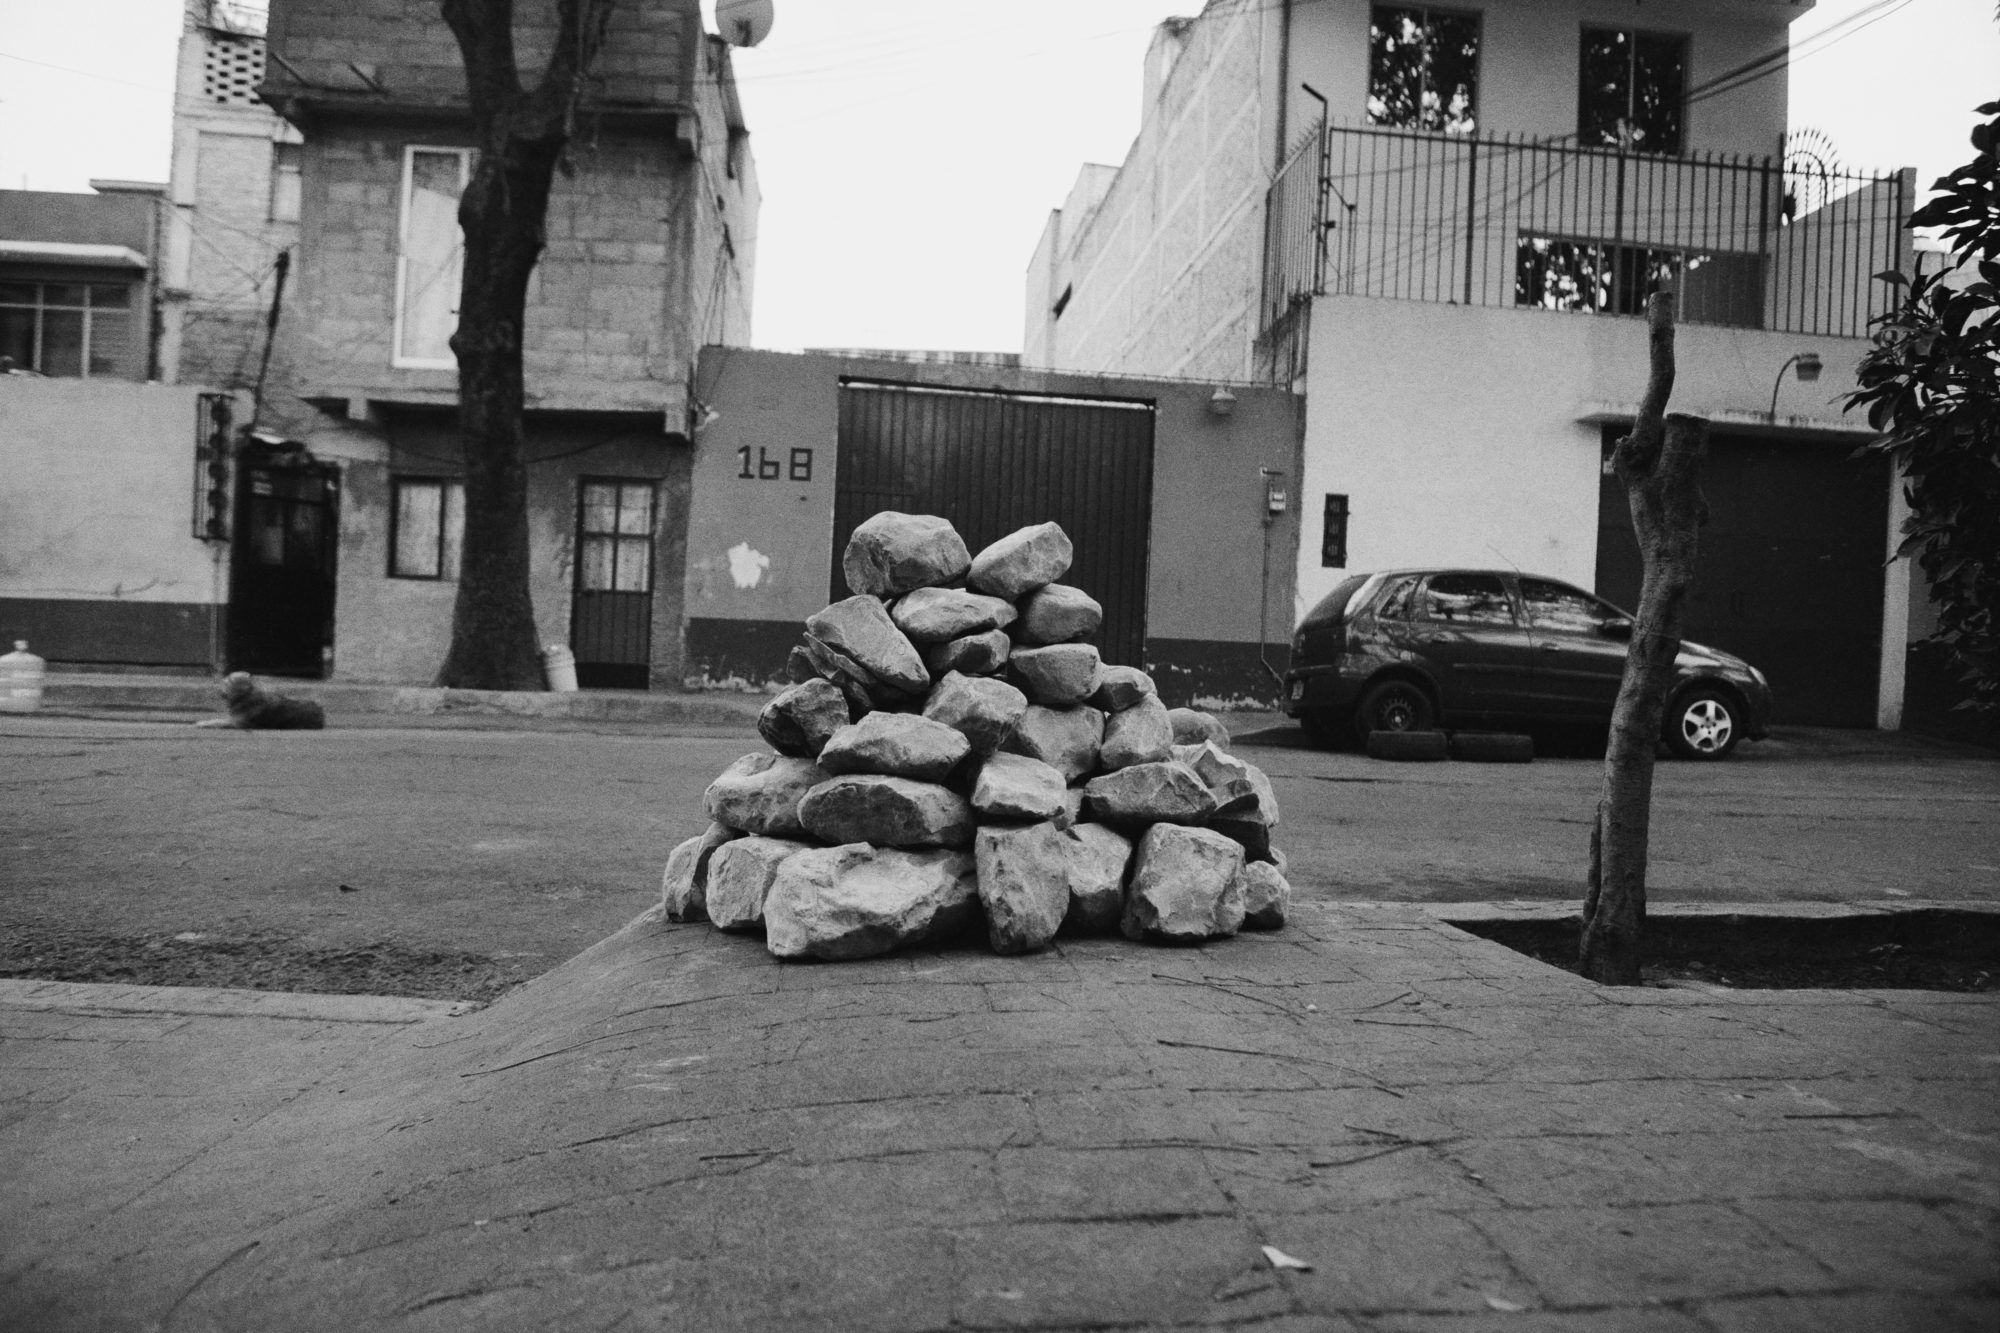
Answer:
[1519,578,1627,635]
[0,307,33,371]
[0,281,137,377]
[396,147,471,366]
[1417,573,1515,625]
[1376,574,1421,620]
[40,309,84,377]
[270,141,302,223]
[1579,27,1687,155]
[578,482,654,594]
[390,477,464,579]
[1515,236,1682,317]
[1368,5,1481,135]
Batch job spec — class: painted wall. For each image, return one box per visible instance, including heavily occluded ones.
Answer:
[305,410,690,686]
[686,348,1303,707]
[0,378,227,664]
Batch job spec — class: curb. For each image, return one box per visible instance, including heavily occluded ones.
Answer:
[0,978,477,1024]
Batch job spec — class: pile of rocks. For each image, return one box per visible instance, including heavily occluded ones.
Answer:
[662,513,1290,962]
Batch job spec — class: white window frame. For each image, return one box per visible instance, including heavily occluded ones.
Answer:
[392,145,473,371]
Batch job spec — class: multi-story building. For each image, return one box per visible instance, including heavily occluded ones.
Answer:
[252,0,758,686]
[1028,0,1920,730]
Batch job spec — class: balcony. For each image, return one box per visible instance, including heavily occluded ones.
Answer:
[1261,122,1912,344]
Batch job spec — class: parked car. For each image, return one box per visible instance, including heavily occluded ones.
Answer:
[1283,569,1773,760]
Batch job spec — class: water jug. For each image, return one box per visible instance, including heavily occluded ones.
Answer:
[0,641,46,713]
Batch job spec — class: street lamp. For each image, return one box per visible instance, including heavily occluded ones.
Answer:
[1769,351,1823,421]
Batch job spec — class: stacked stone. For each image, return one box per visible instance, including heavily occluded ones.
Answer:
[663,512,1290,963]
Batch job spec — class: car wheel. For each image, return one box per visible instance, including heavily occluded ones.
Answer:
[1299,709,1345,750]
[1665,687,1741,760]
[1352,679,1435,747]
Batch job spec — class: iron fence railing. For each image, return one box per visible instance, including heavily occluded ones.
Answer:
[1260,122,1910,340]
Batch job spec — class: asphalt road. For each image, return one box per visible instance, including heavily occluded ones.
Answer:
[1,712,1994,994]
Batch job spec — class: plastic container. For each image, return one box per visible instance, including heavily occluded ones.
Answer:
[541,643,579,693]
[0,640,46,714]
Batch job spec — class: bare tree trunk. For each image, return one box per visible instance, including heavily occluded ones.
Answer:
[1581,292,1708,985]
[435,0,612,690]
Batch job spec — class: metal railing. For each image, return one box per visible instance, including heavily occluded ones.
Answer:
[1260,122,1910,340]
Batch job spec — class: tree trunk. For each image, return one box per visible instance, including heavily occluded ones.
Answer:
[1580,292,1708,985]
[435,0,612,691]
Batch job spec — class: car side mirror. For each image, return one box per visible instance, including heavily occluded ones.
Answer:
[1600,618,1634,641]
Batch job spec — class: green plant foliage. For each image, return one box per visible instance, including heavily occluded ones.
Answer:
[1846,100,2000,716]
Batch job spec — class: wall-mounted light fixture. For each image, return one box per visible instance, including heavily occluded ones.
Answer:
[1208,386,1237,417]
[1769,352,1823,421]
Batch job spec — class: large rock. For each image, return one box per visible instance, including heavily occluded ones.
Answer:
[969,751,1067,821]
[923,629,1011,677]
[706,835,814,932]
[1084,761,1218,826]
[757,679,852,758]
[922,671,1028,756]
[1057,787,1086,829]
[1010,643,1102,708]
[818,712,971,783]
[798,774,976,848]
[800,633,879,715]
[764,844,979,960]
[705,753,829,838]
[1015,584,1103,646]
[842,512,971,598]
[1098,694,1175,771]
[1183,741,1281,827]
[974,822,1070,955]
[660,822,743,922]
[967,522,1073,599]
[807,596,930,696]
[1208,815,1274,864]
[1122,824,1247,944]
[1002,704,1104,784]
[1060,822,1133,934]
[1238,861,1290,930]
[891,587,1016,644]
[785,645,818,684]
[1168,708,1230,748]
[1091,665,1157,712]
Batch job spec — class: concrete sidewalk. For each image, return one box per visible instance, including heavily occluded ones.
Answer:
[3,903,1995,1331]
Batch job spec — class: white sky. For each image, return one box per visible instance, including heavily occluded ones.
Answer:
[0,0,1991,353]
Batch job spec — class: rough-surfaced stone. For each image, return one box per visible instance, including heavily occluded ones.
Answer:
[1015,584,1103,647]
[1098,694,1175,771]
[922,671,1028,756]
[706,835,814,932]
[1122,824,1247,944]
[807,596,931,696]
[923,629,1011,677]
[660,822,743,922]
[1057,787,1086,829]
[974,822,1070,954]
[764,844,978,960]
[1208,815,1274,863]
[757,679,852,758]
[798,774,976,848]
[801,633,879,715]
[842,512,971,598]
[1238,860,1290,930]
[1168,707,1230,748]
[1091,665,1157,712]
[785,645,817,684]
[891,587,1017,644]
[1060,822,1133,934]
[967,522,1073,599]
[705,753,830,838]
[970,751,1067,821]
[1010,643,1102,708]
[1002,704,1104,784]
[1183,740,1281,827]
[1084,760,1218,826]
[818,712,971,783]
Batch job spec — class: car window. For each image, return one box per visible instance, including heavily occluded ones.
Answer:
[1375,574,1421,620]
[1520,577,1626,635]
[1417,573,1516,626]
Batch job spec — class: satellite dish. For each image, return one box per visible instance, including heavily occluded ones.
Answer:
[706,0,774,47]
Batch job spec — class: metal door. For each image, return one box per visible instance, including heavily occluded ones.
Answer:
[571,479,656,690]
[227,445,339,678]
[834,380,1155,667]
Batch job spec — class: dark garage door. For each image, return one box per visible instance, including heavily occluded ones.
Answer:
[1596,430,1889,727]
[833,380,1155,667]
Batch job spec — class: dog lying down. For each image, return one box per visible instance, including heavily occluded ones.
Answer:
[195,671,326,730]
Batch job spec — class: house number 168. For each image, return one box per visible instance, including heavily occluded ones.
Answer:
[738,446,813,482]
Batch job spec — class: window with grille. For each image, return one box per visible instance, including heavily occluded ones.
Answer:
[389,477,465,579]
[1367,5,1481,135]
[395,146,473,369]
[0,281,134,378]
[1579,27,1688,154]
[202,34,267,107]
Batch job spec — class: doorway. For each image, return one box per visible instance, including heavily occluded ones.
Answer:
[227,442,340,678]
[571,478,657,689]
